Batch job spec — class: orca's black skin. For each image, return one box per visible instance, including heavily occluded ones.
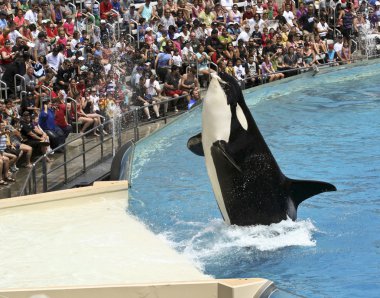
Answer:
[188,73,336,226]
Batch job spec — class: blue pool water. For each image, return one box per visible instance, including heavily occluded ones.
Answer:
[128,62,380,297]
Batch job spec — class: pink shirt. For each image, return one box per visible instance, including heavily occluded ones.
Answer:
[63,22,74,36]
[13,16,25,28]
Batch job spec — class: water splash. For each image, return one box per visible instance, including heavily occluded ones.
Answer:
[158,218,317,270]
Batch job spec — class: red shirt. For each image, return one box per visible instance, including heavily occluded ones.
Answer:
[55,103,69,128]
[100,1,112,19]
[0,46,13,65]
[46,26,58,38]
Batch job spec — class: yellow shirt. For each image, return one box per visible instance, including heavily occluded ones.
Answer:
[198,11,215,27]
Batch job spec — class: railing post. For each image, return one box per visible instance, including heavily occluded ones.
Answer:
[14,74,26,96]
[133,108,139,141]
[42,156,48,192]
[32,165,37,194]
[63,145,68,184]
[117,114,122,150]
[66,97,79,133]
[82,134,86,172]
[0,80,8,100]
[100,124,104,160]
[110,9,120,40]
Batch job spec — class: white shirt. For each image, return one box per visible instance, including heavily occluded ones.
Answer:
[283,10,295,26]
[334,42,343,54]
[172,54,183,67]
[46,52,65,71]
[71,38,81,52]
[8,30,22,44]
[145,79,161,96]
[24,9,37,24]
[90,94,100,111]
[220,0,233,10]
[234,65,246,80]
[237,31,250,43]
[317,22,329,37]
[182,46,194,59]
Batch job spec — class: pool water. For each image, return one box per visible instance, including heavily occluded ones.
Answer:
[128,62,380,297]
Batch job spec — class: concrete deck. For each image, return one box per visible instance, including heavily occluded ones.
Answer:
[0,181,208,290]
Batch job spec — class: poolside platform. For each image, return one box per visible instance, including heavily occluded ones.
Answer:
[0,181,273,298]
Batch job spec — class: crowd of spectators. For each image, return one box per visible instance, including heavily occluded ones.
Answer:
[0,0,379,187]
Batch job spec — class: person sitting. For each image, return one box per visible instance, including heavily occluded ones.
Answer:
[233,58,246,88]
[261,54,284,82]
[53,95,73,138]
[0,122,18,175]
[164,65,186,112]
[38,99,66,151]
[9,118,33,168]
[71,95,97,136]
[132,76,152,120]
[20,92,39,115]
[180,67,199,103]
[145,73,162,118]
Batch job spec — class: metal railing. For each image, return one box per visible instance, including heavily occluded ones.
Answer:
[18,95,188,197]
[129,20,140,48]
[0,80,8,100]
[14,74,26,96]
[110,9,121,40]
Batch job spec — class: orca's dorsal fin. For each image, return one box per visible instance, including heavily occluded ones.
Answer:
[187,132,204,156]
[289,178,337,208]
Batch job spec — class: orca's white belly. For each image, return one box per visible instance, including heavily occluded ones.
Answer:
[202,76,248,225]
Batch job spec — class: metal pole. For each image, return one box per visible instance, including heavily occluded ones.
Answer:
[82,134,86,172]
[110,9,121,40]
[32,165,37,194]
[42,156,48,192]
[100,124,104,160]
[63,145,68,184]
[14,74,26,96]
[0,80,7,100]
[117,114,122,150]
[133,108,139,141]
[112,115,116,156]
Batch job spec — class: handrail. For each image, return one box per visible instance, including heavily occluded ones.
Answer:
[125,33,135,44]
[74,0,82,12]
[20,90,27,102]
[129,19,140,49]
[84,12,96,33]
[14,74,26,96]
[334,28,342,37]
[110,9,121,40]
[68,3,77,29]
[0,80,8,100]
[68,2,76,14]
[66,97,79,133]
[241,59,357,85]
[39,85,52,107]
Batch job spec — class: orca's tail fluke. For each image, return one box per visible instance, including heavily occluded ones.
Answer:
[288,178,337,208]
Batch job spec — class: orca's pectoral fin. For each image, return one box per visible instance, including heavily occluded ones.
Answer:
[187,132,204,156]
[289,178,337,208]
[211,140,242,173]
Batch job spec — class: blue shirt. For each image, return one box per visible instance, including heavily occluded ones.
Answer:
[39,108,56,130]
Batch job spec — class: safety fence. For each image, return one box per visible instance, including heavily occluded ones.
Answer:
[18,94,189,198]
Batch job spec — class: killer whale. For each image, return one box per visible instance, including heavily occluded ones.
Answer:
[188,72,336,226]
